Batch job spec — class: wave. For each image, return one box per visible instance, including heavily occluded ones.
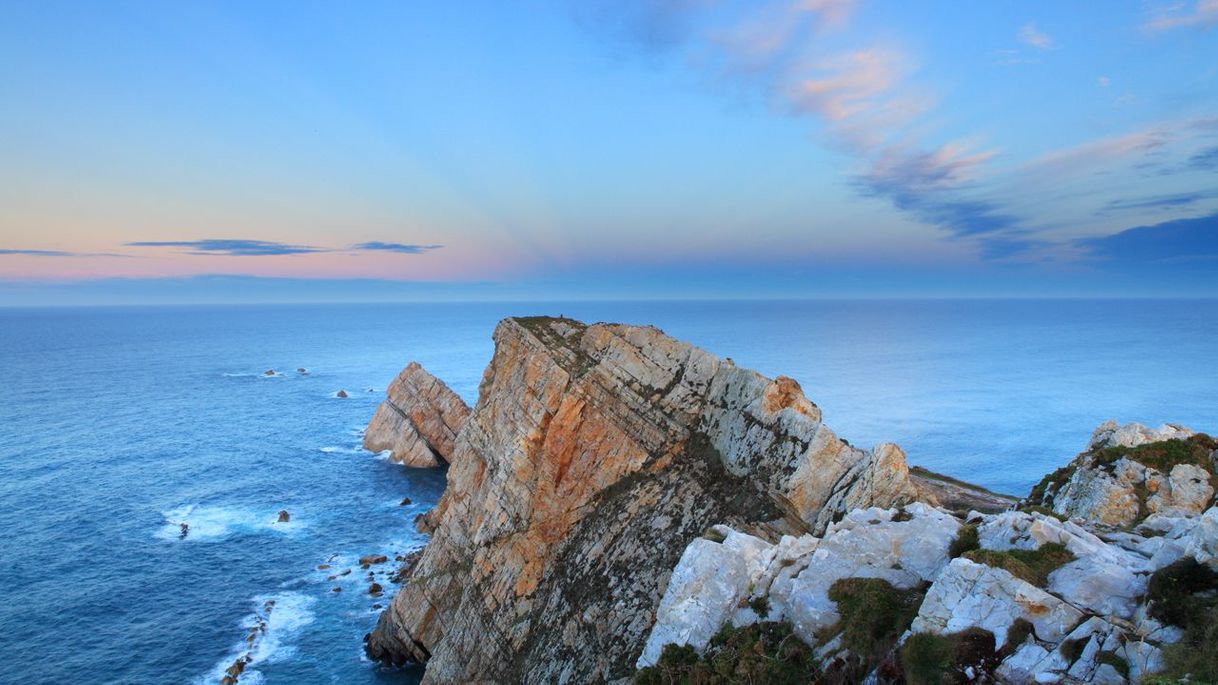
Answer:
[155,504,302,542]
[195,592,316,685]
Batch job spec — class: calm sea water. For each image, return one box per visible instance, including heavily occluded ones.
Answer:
[1,299,1216,684]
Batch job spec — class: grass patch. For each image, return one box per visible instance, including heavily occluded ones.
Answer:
[1096,650,1129,679]
[634,622,818,685]
[963,543,1075,587]
[749,595,770,618]
[1092,434,1217,477]
[1142,558,1218,684]
[900,629,999,685]
[999,619,1034,658]
[1026,466,1074,506]
[948,523,979,558]
[1146,557,1218,627]
[821,577,926,680]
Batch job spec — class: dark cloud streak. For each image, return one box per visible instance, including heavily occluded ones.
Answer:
[349,242,443,254]
[126,239,324,256]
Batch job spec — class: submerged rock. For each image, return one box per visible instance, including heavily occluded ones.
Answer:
[363,362,470,468]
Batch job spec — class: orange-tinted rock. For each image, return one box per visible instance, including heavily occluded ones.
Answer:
[363,362,470,468]
[365,316,920,682]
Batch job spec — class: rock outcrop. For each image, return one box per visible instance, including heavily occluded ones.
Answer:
[640,423,1218,685]
[365,316,926,682]
[363,362,470,468]
[1028,421,1216,528]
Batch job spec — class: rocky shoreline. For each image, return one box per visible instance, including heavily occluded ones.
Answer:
[359,316,1217,684]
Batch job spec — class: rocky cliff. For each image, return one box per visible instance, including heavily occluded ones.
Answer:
[639,422,1218,684]
[365,316,938,682]
[364,362,470,468]
[362,317,1216,684]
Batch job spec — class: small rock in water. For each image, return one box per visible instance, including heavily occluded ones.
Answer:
[336,389,349,398]
[360,554,388,568]
[297,367,308,374]
[369,582,383,595]
[277,510,290,523]
[332,586,342,593]
[179,523,189,539]
[264,369,276,376]
[399,496,412,506]
[318,564,330,570]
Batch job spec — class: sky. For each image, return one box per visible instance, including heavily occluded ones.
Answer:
[1,0,1216,304]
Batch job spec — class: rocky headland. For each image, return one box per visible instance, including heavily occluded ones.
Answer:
[361,316,1218,684]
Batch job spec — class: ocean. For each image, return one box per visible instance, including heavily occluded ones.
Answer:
[1,299,1215,684]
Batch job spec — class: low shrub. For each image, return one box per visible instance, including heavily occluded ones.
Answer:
[1146,557,1218,627]
[634,622,818,685]
[948,523,979,558]
[900,628,998,685]
[963,542,1075,587]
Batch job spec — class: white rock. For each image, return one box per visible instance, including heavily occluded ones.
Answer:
[1088,421,1194,450]
[635,529,772,668]
[910,558,1084,647]
[770,504,959,644]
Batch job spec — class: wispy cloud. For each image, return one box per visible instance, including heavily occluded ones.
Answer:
[1143,0,1218,31]
[1097,75,1111,88]
[1102,189,1218,213]
[127,239,324,256]
[349,242,444,254]
[1018,23,1054,49]
[1188,145,1218,170]
[0,248,129,258]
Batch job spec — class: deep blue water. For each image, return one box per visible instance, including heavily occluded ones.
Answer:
[1,300,1216,684]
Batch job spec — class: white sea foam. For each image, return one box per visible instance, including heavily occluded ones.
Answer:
[156,504,302,542]
[194,592,315,685]
[317,445,364,455]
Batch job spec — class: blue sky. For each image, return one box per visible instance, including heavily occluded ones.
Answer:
[1,0,1216,303]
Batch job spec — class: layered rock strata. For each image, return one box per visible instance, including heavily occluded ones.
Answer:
[365,316,927,682]
[364,362,470,468]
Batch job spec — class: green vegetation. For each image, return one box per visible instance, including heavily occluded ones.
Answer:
[1146,557,1218,627]
[948,523,979,558]
[748,595,770,619]
[899,629,998,685]
[962,542,1075,587]
[1026,465,1073,506]
[999,619,1034,658]
[1142,558,1218,683]
[822,577,926,680]
[634,622,818,685]
[1092,434,1218,477]
[1096,651,1129,679]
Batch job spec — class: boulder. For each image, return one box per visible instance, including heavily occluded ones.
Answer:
[909,558,1084,647]
[276,510,290,523]
[336,389,348,398]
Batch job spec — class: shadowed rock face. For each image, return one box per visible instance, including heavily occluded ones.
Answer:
[365,316,922,683]
[363,362,470,468]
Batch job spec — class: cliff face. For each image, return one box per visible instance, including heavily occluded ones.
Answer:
[365,316,922,682]
[363,362,470,468]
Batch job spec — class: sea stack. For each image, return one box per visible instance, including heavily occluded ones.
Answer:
[362,362,470,468]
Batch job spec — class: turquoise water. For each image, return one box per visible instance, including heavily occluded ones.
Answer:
[1,300,1215,684]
